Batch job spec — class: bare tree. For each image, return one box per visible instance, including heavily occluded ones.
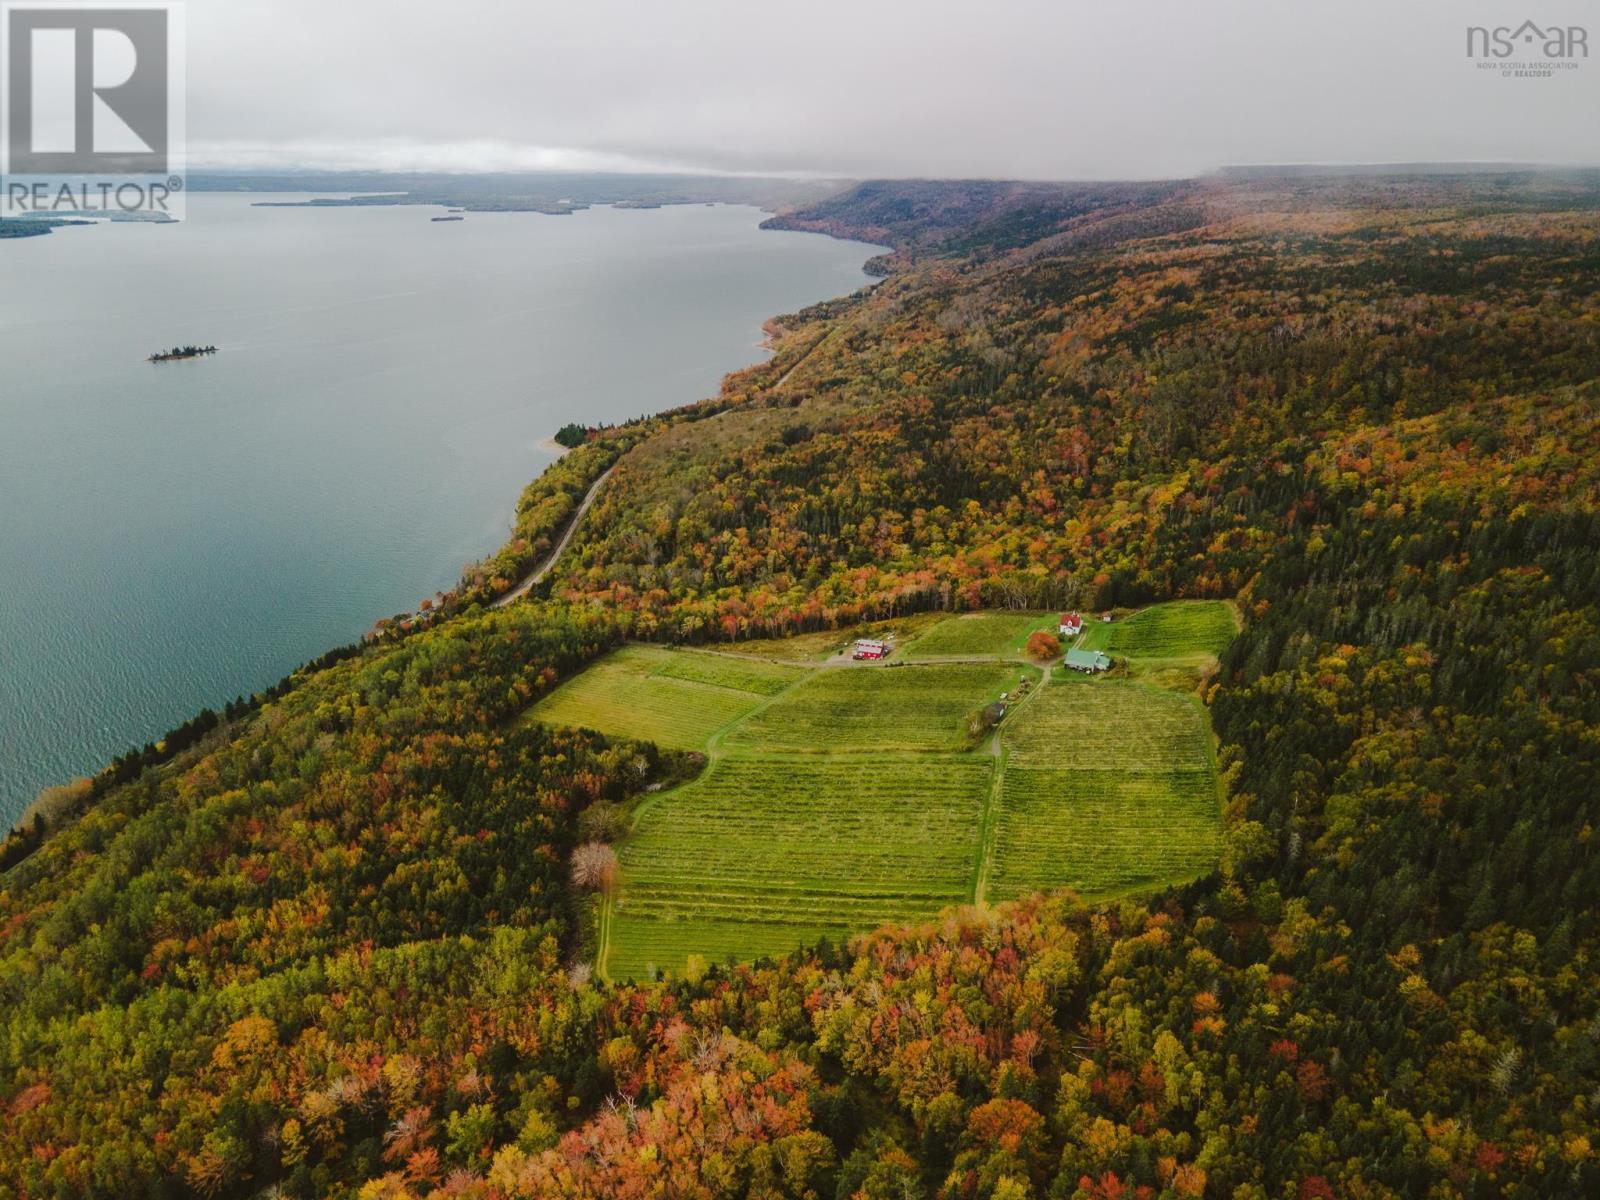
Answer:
[570,842,619,895]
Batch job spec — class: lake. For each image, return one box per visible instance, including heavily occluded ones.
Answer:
[0,195,880,824]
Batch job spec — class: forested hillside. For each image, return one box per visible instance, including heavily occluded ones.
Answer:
[3,173,1598,1199]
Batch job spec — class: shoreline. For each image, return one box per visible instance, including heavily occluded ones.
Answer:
[1,208,881,828]
[491,466,617,608]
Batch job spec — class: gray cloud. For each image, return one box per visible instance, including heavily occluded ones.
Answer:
[186,0,1600,178]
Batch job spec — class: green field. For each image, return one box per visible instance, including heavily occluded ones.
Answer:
[723,662,1030,753]
[607,756,991,979]
[526,646,803,749]
[988,767,1219,898]
[1002,679,1213,767]
[526,606,1234,980]
[988,682,1220,900]
[903,611,1060,658]
[648,651,799,695]
[1078,600,1238,661]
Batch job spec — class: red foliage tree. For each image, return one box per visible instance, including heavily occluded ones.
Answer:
[1025,631,1062,660]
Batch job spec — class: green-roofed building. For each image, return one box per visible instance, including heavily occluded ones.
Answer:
[1064,649,1113,674]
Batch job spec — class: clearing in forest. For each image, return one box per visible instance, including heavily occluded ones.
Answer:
[524,602,1236,981]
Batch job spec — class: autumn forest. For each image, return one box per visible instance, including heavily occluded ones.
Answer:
[2,172,1599,1199]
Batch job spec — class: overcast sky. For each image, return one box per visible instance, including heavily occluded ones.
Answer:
[187,0,1600,178]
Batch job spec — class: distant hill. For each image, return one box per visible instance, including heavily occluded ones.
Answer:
[1218,160,1600,178]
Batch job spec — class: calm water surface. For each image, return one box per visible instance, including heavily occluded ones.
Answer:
[0,195,878,822]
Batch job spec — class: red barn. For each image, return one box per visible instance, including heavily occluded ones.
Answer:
[1059,612,1083,637]
[853,639,889,660]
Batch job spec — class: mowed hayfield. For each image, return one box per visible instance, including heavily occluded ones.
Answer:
[607,756,991,980]
[1078,600,1238,661]
[988,680,1221,900]
[526,645,804,750]
[723,661,1032,753]
[902,611,1060,658]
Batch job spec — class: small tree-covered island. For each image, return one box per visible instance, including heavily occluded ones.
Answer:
[148,344,219,363]
[3,174,1599,1198]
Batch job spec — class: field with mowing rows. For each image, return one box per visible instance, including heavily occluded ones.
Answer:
[902,611,1059,658]
[1003,679,1213,767]
[527,646,803,750]
[988,767,1219,899]
[1079,600,1238,661]
[988,681,1220,900]
[723,661,1031,753]
[607,756,992,979]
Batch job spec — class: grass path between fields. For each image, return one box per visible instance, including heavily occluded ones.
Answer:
[971,664,1050,907]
